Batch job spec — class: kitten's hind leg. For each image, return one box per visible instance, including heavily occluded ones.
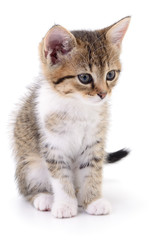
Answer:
[30,193,53,211]
[15,153,53,211]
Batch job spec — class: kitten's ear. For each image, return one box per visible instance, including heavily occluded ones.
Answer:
[43,25,76,65]
[106,16,131,47]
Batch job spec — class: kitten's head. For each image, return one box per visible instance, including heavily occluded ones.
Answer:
[39,17,130,104]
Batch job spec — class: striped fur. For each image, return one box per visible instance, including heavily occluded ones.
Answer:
[13,17,130,218]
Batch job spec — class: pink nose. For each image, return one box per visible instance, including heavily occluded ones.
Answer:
[97,92,107,99]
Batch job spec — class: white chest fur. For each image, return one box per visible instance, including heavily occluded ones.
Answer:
[35,80,107,159]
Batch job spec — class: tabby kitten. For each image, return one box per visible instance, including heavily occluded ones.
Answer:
[13,17,130,218]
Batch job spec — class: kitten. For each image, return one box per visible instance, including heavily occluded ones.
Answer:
[13,17,130,218]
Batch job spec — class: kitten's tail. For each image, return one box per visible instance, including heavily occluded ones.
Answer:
[106,149,130,163]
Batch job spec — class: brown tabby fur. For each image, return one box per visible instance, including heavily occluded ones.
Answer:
[13,17,130,214]
[39,26,121,98]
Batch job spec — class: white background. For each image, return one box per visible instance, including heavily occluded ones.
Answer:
[0,0,154,239]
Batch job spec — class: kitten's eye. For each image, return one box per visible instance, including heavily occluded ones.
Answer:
[78,73,93,84]
[106,70,116,81]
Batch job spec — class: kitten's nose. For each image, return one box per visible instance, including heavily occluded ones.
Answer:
[97,91,107,99]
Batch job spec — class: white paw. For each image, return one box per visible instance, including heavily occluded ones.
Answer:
[33,193,53,211]
[85,198,111,215]
[52,200,78,218]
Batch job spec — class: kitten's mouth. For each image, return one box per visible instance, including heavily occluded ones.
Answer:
[87,94,107,104]
[71,93,107,105]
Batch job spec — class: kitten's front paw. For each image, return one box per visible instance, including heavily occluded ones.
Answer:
[52,200,78,218]
[85,198,111,215]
